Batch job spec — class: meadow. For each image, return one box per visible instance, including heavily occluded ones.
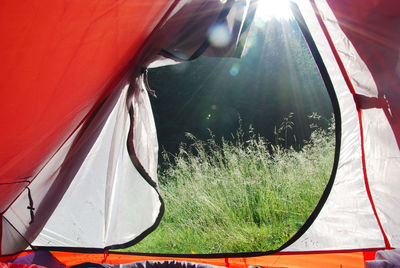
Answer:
[127,115,335,254]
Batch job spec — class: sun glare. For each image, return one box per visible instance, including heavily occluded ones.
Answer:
[255,0,293,21]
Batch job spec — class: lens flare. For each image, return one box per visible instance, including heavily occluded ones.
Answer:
[208,23,231,48]
[229,64,240,76]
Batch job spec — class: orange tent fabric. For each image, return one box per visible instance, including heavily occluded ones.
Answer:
[0,250,377,268]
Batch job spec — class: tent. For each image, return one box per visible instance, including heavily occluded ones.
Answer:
[0,0,399,266]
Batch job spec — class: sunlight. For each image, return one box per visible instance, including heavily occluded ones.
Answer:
[255,0,293,21]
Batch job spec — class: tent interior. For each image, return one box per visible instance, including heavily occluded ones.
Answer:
[0,0,399,267]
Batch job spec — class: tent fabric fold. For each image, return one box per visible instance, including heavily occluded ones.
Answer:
[3,79,162,253]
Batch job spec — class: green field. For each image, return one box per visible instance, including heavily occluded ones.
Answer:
[127,116,335,254]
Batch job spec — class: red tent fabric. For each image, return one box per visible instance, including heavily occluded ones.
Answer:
[0,0,173,212]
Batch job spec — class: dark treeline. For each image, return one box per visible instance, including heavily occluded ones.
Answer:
[148,18,333,157]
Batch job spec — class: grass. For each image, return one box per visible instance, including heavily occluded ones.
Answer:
[126,115,335,254]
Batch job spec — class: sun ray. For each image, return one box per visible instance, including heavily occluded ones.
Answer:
[255,0,293,21]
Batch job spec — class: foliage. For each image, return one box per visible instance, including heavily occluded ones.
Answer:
[126,116,335,254]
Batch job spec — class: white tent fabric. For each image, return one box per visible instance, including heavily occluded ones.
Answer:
[285,0,388,250]
[2,76,162,253]
[2,121,84,255]
[318,0,400,248]
[132,74,160,184]
[30,77,162,249]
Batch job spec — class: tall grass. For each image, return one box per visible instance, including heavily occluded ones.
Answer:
[127,115,335,254]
